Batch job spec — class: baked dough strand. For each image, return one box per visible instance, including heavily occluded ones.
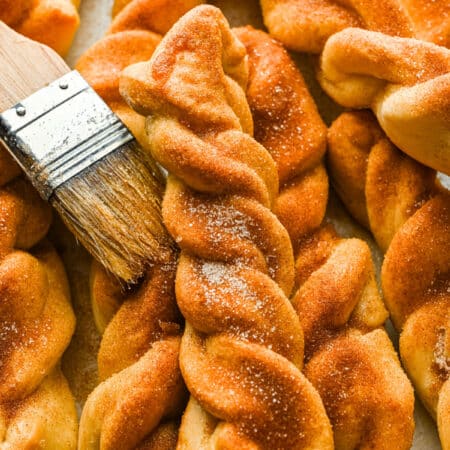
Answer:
[76,2,200,448]
[328,110,449,449]
[319,28,450,174]
[260,0,412,53]
[121,5,333,449]
[0,157,77,447]
[237,27,415,450]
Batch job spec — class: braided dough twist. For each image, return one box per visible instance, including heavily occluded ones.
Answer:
[0,0,79,55]
[328,110,449,449]
[237,27,415,450]
[319,28,450,174]
[260,0,412,53]
[232,26,328,252]
[0,156,77,445]
[121,5,333,448]
[79,255,186,450]
[76,2,203,448]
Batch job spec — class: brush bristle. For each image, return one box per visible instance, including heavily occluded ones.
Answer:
[51,141,173,283]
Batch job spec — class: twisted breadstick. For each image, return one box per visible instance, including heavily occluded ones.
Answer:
[76,2,202,447]
[328,110,449,449]
[232,26,328,251]
[79,255,186,449]
[259,0,412,53]
[0,0,79,55]
[319,28,450,174]
[0,149,77,446]
[237,27,415,449]
[121,5,333,448]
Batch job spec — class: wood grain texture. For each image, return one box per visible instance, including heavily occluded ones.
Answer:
[0,21,69,111]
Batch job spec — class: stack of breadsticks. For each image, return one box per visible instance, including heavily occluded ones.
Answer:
[0,0,448,448]
[322,33,450,448]
[75,1,202,447]
[257,0,449,448]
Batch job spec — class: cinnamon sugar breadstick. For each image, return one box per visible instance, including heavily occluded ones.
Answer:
[237,27,415,450]
[232,26,328,251]
[121,6,333,448]
[0,159,77,447]
[75,1,201,447]
[328,110,449,449]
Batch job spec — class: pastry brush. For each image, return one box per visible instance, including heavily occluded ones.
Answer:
[0,21,170,283]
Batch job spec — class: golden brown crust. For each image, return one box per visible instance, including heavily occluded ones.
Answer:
[237,24,415,450]
[383,194,450,326]
[328,111,436,251]
[305,329,415,450]
[290,227,416,450]
[77,2,192,447]
[108,0,204,35]
[400,301,448,419]
[136,422,180,450]
[327,110,449,447]
[319,28,450,174]
[0,160,77,446]
[0,0,79,55]
[112,0,133,17]
[80,253,186,449]
[294,238,388,356]
[79,336,186,450]
[385,196,450,448]
[121,5,333,448]
[233,26,328,251]
[260,0,413,53]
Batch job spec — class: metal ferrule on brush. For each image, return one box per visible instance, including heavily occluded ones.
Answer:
[0,70,134,201]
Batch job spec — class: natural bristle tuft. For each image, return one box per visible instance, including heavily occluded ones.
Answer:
[51,141,172,283]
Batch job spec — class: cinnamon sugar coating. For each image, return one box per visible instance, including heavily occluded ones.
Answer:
[319,28,450,174]
[386,196,450,448]
[402,0,450,48]
[328,111,436,252]
[0,157,77,445]
[294,231,414,449]
[238,26,415,449]
[109,0,203,35]
[260,0,412,53]
[328,110,449,448]
[233,26,328,251]
[77,2,195,447]
[121,5,333,448]
[0,0,79,55]
[80,253,186,449]
[77,0,202,155]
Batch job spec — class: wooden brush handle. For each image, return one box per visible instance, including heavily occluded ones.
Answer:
[0,21,70,111]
